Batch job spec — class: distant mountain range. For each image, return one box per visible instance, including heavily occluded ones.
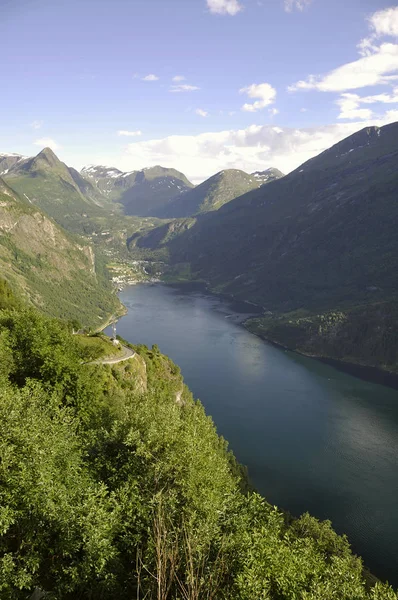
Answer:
[135,123,398,374]
[154,168,284,218]
[1,122,398,373]
[1,149,284,225]
[81,164,194,216]
[142,124,397,309]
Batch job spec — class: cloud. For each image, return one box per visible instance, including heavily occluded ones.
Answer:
[195,109,208,117]
[269,108,279,116]
[240,83,277,112]
[34,138,59,151]
[206,0,243,16]
[336,95,373,120]
[289,43,398,92]
[336,88,398,120]
[30,120,43,130]
[142,74,159,81]
[359,6,398,56]
[117,130,142,137]
[170,84,200,93]
[118,117,396,184]
[289,8,398,93]
[384,108,398,121]
[284,0,312,12]
[172,75,185,82]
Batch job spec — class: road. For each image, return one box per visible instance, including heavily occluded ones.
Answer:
[88,344,135,365]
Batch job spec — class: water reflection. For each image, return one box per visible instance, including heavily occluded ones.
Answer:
[109,284,398,584]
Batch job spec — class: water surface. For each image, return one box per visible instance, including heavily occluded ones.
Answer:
[107,283,398,585]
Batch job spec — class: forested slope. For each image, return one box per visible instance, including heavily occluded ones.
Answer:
[135,123,398,374]
[0,177,121,327]
[0,285,397,599]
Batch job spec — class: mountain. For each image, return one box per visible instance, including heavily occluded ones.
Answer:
[81,164,194,216]
[0,152,27,175]
[2,148,113,230]
[80,165,124,197]
[136,123,398,373]
[252,167,285,184]
[0,176,121,326]
[154,167,284,219]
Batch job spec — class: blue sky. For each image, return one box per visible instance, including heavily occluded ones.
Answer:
[1,0,398,181]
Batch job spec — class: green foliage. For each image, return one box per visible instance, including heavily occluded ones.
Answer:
[0,304,397,599]
[0,279,20,311]
[247,301,398,373]
[0,184,122,328]
[155,169,268,218]
[133,122,398,373]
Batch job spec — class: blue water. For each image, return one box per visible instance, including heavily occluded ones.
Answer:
[107,283,398,585]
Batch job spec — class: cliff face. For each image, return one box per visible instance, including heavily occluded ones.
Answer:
[0,177,120,325]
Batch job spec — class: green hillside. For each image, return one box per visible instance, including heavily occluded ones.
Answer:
[0,177,121,327]
[0,301,396,599]
[3,148,113,231]
[135,123,398,373]
[81,164,194,216]
[154,168,283,218]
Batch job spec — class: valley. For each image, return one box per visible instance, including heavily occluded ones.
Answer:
[2,122,398,375]
[4,1,398,597]
[1,120,398,597]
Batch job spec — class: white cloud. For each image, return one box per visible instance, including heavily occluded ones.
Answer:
[118,117,396,184]
[170,84,200,93]
[370,6,398,37]
[195,109,208,117]
[269,108,279,116]
[359,6,398,56]
[142,74,159,81]
[30,120,43,130]
[284,0,312,12]
[34,138,59,151]
[289,43,398,92]
[384,108,398,121]
[336,95,373,120]
[206,0,243,16]
[289,7,398,93]
[117,130,143,137]
[172,75,185,82]
[240,83,277,112]
[337,88,398,120]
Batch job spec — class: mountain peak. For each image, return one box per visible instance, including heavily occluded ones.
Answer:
[252,167,285,183]
[35,147,61,167]
[295,121,398,175]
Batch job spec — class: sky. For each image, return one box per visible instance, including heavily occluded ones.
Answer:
[1,0,398,182]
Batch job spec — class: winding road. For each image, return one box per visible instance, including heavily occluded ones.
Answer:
[88,344,135,365]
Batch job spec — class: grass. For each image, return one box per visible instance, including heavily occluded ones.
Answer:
[74,334,123,360]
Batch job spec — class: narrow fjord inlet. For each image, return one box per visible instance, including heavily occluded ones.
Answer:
[3,1,398,595]
[109,283,398,585]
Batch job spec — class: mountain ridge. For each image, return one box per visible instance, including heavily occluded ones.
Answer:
[154,167,284,218]
[134,121,398,373]
[81,163,194,216]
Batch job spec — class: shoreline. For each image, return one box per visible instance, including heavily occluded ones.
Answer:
[115,279,398,391]
[109,280,395,586]
[95,304,128,333]
[242,323,398,391]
